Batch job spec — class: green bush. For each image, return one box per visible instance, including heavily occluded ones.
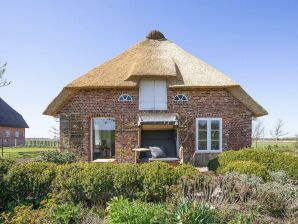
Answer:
[80,163,114,205]
[222,161,270,180]
[54,163,114,205]
[255,181,298,218]
[173,198,219,224]
[54,163,91,204]
[140,162,177,202]
[5,162,57,205]
[174,164,198,179]
[49,203,86,224]
[0,205,47,223]
[36,150,77,164]
[208,149,298,179]
[113,163,142,199]
[0,158,15,210]
[107,197,167,224]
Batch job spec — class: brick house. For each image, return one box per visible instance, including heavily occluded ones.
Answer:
[44,30,267,166]
[0,98,29,147]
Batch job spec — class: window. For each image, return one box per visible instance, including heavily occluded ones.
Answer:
[196,118,222,153]
[174,94,188,102]
[139,80,167,110]
[15,131,19,138]
[92,118,115,160]
[118,94,132,102]
[5,130,10,138]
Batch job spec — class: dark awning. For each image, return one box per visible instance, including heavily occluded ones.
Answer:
[138,114,178,126]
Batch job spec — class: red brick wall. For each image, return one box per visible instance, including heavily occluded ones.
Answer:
[0,127,26,147]
[58,88,253,164]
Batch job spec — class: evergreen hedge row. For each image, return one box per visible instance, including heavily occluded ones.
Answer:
[208,149,298,179]
[0,160,198,210]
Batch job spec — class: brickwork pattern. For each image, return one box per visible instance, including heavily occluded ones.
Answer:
[0,127,26,147]
[58,88,253,163]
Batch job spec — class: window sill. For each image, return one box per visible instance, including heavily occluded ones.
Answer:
[195,150,222,154]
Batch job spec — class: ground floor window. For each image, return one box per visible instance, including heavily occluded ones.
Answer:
[196,118,222,152]
[92,118,115,160]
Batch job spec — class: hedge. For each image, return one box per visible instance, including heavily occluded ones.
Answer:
[0,158,15,210]
[1,161,198,209]
[4,162,57,206]
[222,160,270,180]
[208,149,298,179]
[54,162,198,204]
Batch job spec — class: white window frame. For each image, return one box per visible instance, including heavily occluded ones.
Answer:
[195,118,222,153]
[5,130,10,138]
[139,80,167,110]
[90,117,115,161]
[15,131,19,138]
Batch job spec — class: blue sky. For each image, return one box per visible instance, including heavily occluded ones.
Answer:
[0,0,297,138]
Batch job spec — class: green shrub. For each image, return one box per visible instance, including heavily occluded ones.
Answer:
[5,162,57,205]
[0,158,15,210]
[140,162,177,202]
[54,163,114,205]
[173,198,218,224]
[36,150,77,164]
[208,149,298,179]
[49,203,86,224]
[0,158,15,176]
[113,163,142,199]
[107,197,167,224]
[54,163,91,204]
[222,161,270,180]
[174,164,198,179]
[256,181,298,217]
[0,205,47,223]
[54,162,198,204]
[80,163,114,205]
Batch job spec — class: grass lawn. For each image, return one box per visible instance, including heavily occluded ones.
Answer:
[252,141,298,155]
[0,147,58,159]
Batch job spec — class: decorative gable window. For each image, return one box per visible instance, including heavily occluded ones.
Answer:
[139,80,167,110]
[174,94,188,102]
[196,118,222,153]
[118,94,132,102]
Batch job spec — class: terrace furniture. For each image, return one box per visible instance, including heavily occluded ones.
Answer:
[132,148,151,163]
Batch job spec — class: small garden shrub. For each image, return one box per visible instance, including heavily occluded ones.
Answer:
[36,150,78,164]
[0,158,15,210]
[140,161,177,202]
[173,198,219,224]
[174,164,198,179]
[107,197,167,224]
[5,162,57,205]
[113,163,142,199]
[49,203,86,224]
[208,148,298,179]
[222,160,270,180]
[256,181,296,217]
[0,205,47,223]
[54,163,93,205]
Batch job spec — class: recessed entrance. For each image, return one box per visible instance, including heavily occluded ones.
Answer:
[140,129,177,158]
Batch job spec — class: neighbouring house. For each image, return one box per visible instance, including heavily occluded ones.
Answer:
[0,98,29,147]
[44,30,267,166]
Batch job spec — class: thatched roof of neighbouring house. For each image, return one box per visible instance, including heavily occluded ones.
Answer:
[44,30,267,117]
[0,98,29,128]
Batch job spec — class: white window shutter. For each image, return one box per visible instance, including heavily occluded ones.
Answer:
[139,80,155,110]
[154,80,167,110]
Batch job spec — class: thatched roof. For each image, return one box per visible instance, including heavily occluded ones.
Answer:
[0,98,29,128]
[44,30,267,117]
